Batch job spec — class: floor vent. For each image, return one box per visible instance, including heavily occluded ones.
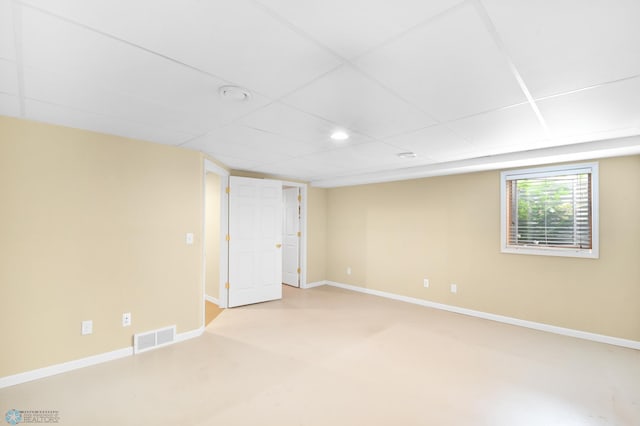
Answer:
[133,325,176,354]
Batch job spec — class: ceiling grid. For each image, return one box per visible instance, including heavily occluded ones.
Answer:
[3,0,639,185]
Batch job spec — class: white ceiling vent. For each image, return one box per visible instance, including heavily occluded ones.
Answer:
[219,85,251,101]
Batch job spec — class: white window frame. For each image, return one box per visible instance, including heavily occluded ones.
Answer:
[500,162,599,259]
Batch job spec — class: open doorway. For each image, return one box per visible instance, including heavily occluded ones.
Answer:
[282,186,301,288]
[203,160,229,321]
[280,180,307,290]
[225,177,308,307]
[203,166,308,310]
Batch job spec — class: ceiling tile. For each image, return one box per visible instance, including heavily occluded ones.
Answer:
[482,0,640,98]
[538,76,640,140]
[24,67,205,138]
[383,125,478,162]
[10,1,640,186]
[239,102,374,149]
[203,154,260,172]
[536,128,640,150]
[255,0,463,60]
[25,99,194,145]
[20,7,271,134]
[447,103,548,155]
[197,124,336,158]
[22,0,341,99]
[240,102,340,143]
[182,130,293,167]
[356,2,526,122]
[0,93,21,117]
[284,65,436,139]
[298,141,420,175]
[0,0,15,60]
[249,157,344,181]
[0,59,19,95]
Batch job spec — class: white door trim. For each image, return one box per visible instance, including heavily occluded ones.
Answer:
[204,160,230,312]
[211,175,307,309]
[282,187,300,287]
[280,180,307,289]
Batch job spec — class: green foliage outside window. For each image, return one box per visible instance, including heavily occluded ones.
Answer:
[509,174,590,248]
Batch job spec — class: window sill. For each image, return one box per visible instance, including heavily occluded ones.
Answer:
[501,246,599,259]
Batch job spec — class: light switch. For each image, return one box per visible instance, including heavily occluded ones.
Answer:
[186,233,194,245]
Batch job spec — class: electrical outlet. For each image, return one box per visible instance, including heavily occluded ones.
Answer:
[450,283,457,294]
[423,278,429,288]
[346,267,352,275]
[81,320,93,335]
[122,312,132,327]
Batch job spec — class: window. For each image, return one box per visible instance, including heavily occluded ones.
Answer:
[500,162,599,258]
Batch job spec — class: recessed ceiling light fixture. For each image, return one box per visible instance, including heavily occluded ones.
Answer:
[219,85,251,102]
[397,152,417,159]
[330,130,349,141]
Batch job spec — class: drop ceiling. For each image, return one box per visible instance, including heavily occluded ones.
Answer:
[2,0,640,187]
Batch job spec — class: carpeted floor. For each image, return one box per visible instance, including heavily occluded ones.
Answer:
[1,285,638,425]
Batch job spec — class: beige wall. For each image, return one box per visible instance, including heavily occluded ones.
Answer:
[307,186,327,283]
[326,155,640,341]
[3,113,635,380]
[205,172,221,299]
[0,116,204,377]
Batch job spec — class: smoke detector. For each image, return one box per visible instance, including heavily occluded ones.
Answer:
[219,85,251,101]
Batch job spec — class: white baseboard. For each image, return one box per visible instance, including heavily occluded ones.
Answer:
[0,347,133,389]
[176,326,205,343]
[325,280,640,351]
[205,295,219,305]
[302,281,327,289]
[0,325,206,389]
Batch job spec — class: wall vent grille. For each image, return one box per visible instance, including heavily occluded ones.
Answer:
[133,325,176,354]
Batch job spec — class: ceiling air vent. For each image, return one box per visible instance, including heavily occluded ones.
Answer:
[219,85,251,102]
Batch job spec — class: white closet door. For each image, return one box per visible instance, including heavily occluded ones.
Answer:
[228,177,282,307]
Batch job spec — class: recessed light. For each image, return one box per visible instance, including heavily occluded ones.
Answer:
[397,152,417,159]
[219,85,251,102]
[330,130,349,141]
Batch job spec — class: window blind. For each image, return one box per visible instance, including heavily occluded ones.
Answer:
[506,171,592,249]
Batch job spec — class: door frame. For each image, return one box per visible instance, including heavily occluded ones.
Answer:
[203,160,230,315]
[281,181,308,289]
[202,161,309,310]
[282,186,300,287]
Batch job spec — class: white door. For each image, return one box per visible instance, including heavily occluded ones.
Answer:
[282,187,300,287]
[228,176,283,307]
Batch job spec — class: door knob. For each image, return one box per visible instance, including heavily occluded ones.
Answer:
[276,243,282,248]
